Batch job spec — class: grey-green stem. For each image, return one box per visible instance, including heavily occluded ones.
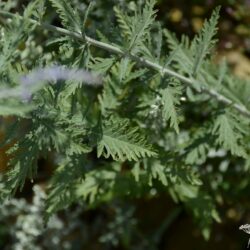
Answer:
[1,10,250,118]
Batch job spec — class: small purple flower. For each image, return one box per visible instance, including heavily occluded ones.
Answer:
[20,66,102,87]
[19,66,102,101]
[0,66,102,102]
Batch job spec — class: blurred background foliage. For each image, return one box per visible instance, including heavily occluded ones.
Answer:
[1,0,250,249]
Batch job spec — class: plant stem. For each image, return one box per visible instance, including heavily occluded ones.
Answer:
[1,10,250,118]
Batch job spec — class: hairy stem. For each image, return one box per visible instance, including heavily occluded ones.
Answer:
[1,10,250,118]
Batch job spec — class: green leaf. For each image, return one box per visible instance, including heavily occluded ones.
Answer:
[49,0,82,32]
[130,0,156,49]
[82,2,93,34]
[131,162,141,182]
[192,7,220,76]
[185,134,210,165]
[161,78,182,133]
[45,157,83,218]
[117,0,156,53]
[114,6,132,39]
[4,137,39,193]
[212,112,246,157]
[97,117,157,161]
[164,30,194,76]
[90,57,116,74]
[76,165,119,204]
[150,162,168,186]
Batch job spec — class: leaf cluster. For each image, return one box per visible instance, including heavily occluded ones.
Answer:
[0,0,250,241]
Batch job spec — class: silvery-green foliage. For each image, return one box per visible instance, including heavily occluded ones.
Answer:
[0,184,87,250]
[0,185,62,250]
[0,0,250,241]
[99,206,137,247]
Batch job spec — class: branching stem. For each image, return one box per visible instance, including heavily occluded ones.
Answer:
[1,10,250,118]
